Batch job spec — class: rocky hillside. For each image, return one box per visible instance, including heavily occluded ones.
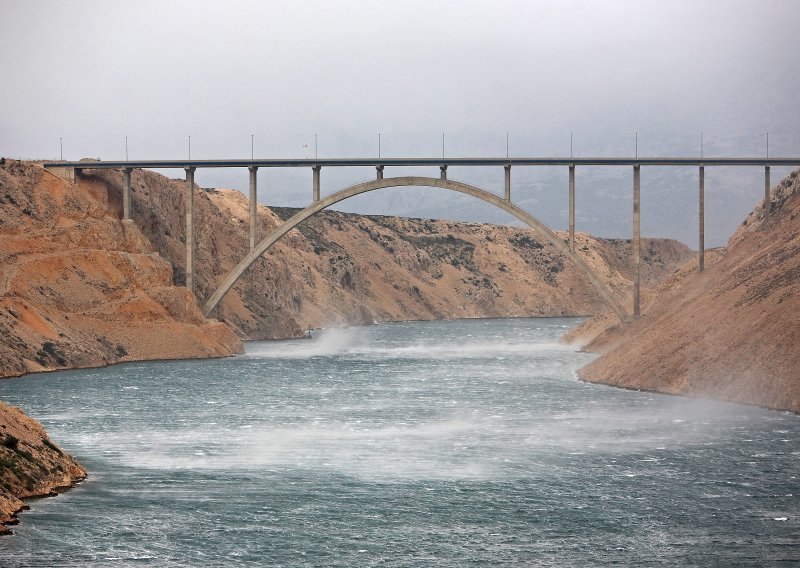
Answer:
[86,167,693,340]
[0,158,694,378]
[575,169,800,412]
[0,400,86,534]
[0,159,242,379]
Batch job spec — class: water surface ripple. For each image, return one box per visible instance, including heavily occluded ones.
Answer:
[0,318,797,566]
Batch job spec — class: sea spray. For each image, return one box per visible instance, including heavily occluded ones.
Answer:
[0,318,797,566]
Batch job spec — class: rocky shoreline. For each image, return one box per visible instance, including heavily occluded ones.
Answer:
[0,400,86,535]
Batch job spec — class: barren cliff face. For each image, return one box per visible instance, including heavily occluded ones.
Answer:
[578,169,800,412]
[0,160,242,379]
[88,168,692,340]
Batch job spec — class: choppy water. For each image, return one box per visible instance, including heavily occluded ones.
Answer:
[0,318,798,566]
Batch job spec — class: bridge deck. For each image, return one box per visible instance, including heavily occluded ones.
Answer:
[42,157,800,169]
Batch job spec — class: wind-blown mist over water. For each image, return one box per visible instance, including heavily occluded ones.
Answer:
[0,318,798,566]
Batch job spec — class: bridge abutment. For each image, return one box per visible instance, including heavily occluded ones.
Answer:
[45,166,76,183]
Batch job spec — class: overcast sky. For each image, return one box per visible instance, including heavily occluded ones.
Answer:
[2,0,799,246]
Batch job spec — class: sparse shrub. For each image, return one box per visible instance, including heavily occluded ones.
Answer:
[3,435,19,450]
[15,448,33,462]
[36,341,67,366]
[509,234,544,250]
[42,438,63,455]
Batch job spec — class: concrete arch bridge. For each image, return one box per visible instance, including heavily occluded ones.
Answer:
[45,154,798,323]
[202,175,629,321]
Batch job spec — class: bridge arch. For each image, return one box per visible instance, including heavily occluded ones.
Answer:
[202,176,630,322]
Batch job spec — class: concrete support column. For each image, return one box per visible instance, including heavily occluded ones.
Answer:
[633,165,641,318]
[249,166,258,251]
[312,166,321,202]
[699,166,705,272]
[440,165,447,180]
[376,165,384,180]
[764,166,771,218]
[122,168,132,219]
[185,167,196,293]
[569,164,575,253]
[504,164,511,202]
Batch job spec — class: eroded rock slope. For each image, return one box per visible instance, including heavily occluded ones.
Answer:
[576,169,800,412]
[0,160,242,379]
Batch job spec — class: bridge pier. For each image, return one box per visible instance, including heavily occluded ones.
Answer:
[764,166,771,217]
[633,165,641,317]
[699,166,705,271]
[249,166,258,251]
[440,165,447,180]
[569,165,575,252]
[185,167,195,293]
[504,164,511,201]
[313,166,321,202]
[376,165,384,180]
[122,167,132,219]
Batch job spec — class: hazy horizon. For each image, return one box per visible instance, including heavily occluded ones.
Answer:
[2,0,799,247]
